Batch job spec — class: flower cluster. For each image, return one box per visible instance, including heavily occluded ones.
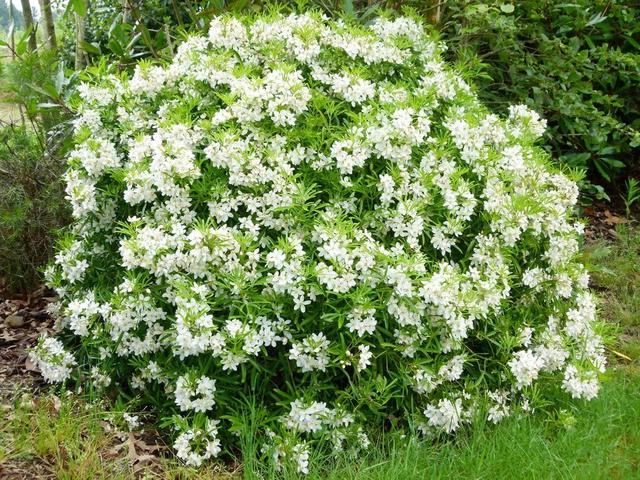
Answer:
[29,336,76,384]
[44,11,604,470]
[174,419,222,467]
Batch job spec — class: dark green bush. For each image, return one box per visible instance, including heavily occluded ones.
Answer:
[0,125,68,292]
[0,47,76,293]
[437,0,640,197]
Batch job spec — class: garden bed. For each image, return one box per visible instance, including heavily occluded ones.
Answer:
[2,227,638,479]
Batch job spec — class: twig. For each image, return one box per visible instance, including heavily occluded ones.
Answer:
[606,346,633,362]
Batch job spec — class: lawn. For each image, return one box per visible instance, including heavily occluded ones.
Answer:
[1,226,639,479]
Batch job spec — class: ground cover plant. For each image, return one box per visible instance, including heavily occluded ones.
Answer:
[2,363,638,479]
[3,226,638,479]
[32,10,606,473]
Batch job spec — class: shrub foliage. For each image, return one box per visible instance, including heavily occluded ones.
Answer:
[36,12,605,472]
[0,126,68,292]
[440,0,640,193]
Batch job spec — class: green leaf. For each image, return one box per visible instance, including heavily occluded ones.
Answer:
[26,82,59,100]
[500,4,515,14]
[598,146,618,156]
[227,0,250,11]
[601,158,624,169]
[343,0,355,16]
[65,0,87,17]
[560,152,591,167]
[592,159,611,181]
[107,38,125,57]
[586,12,607,27]
[625,35,640,51]
[80,41,101,55]
[17,25,34,50]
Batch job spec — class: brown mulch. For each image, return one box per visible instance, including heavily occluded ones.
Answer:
[0,286,175,479]
[0,285,56,400]
[582,202,632,242]
[0,286,58,479]
[0,459,54,480]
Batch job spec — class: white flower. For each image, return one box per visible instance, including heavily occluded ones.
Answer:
[123,413,140,431]
[562,365,600,400]
[346,307,377,337]
[29,337,76,383]
[70,138,121,177]
[508,104,547,138]
[414,369,440,395]
[518,326,534,347]
[66,291,103,336]
[284,400,331,433]
[293,443,310,474]
[54,240,89,283]
[266,249,287,269]
[174,375,217,412]
[438,355,465,381]
[508,350,545,389]
[356,345,373,372]
[289,333,330,372]
[424,397,464,433]
[174,419,221,467]
[487,390,510,424]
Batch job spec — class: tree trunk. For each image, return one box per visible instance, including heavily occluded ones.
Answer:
[427,1,444,25]
[74,12,86,70]
[19,0,37,52]
[38,0,57,49]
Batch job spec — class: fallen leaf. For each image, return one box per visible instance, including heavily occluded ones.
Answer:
[4,315,25,328]
[52,395,62,413]
[25,356,38,372]
[604,210,628,225]
[107,432,164,467]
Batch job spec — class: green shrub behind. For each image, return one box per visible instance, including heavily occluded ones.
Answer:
[0,125,68,292]
[438,0,640,196]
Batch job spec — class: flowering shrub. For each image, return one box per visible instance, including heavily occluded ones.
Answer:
[37,11,605,472]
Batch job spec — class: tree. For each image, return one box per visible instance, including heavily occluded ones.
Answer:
[5,1,25,30]
[38,0,57,49]
[18,0,37,51]
[0,0,10,30]
[74,11,86,69]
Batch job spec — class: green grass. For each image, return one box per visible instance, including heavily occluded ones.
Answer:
[583,225,640,360]
[0,393,236,479]
[2,364,638,479]
[1,227,639,479]
[295,364,640,480]
[0,394,126,479]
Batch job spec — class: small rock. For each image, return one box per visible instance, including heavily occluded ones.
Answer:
[4,314,25,328]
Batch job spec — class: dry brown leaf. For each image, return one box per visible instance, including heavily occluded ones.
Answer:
[107,432,164,467]
[0,330,20,343]
[52,395,62,413]
[604,210,628,225]
[24,356,38,372]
